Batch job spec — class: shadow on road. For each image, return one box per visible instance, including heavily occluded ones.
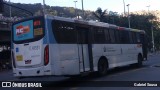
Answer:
[39,65,149,88]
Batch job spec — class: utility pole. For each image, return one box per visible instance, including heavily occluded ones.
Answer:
[123,0,126,15]
[81,0,84,19]
[126,4,130,28]
[9,0,12,18]
[43,0,46,15]
[147,5,155,52]
[74,1,77,18]
[151,26,155,52]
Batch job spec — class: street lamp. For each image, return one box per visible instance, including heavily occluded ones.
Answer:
[146,5,150,13]
[73,1,78,18]
[126,4,130,28]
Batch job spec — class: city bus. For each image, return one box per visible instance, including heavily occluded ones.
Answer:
[11,15,148,78]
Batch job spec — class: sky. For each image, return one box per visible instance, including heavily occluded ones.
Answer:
[7,0,160,14]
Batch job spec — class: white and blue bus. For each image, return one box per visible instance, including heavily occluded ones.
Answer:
[11,15,148,78]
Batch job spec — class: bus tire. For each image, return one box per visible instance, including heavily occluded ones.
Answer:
[136,54,143,67]
[98,58,108,76]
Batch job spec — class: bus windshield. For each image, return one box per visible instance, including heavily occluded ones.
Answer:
[12,16,45,44]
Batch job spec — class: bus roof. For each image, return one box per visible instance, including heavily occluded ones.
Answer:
[46,15,145,34]
[13,15,145,34]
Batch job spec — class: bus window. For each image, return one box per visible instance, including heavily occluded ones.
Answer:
[52,20,77,44]
[128,32,133,44]
[93,27,106,44]
[109,29,116,43]
[12,16,45,44]
[131,32,137,43]
[120,31,129,44]
[115,30,120,43]
[76,26,89,44]
[104,28,110,43]
[136,33,141,43]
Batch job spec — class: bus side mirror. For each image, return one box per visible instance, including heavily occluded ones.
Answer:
[0,0,4,13]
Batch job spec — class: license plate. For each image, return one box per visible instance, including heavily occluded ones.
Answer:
[16,55,23,61]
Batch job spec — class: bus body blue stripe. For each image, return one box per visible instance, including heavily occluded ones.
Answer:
[43,20,48,44]
[44,18,56,44]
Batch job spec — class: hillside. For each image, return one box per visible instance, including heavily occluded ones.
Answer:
[2,2,95,20]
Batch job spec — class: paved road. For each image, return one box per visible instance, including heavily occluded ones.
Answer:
[1,53,160,90]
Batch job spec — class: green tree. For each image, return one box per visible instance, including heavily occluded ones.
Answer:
[93,7,107,22]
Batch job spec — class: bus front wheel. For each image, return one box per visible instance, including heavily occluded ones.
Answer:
[98,58,108,76]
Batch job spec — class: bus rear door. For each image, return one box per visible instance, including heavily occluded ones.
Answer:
[77,26,93,72]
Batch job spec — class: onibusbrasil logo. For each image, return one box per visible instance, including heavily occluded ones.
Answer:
[1,82,42,87]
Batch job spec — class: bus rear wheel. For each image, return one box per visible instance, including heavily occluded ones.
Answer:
[98,58,108,76]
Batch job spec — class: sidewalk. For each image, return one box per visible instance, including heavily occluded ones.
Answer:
[148,51,160,56]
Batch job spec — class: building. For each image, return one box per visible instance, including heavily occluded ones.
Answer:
[0,19,12,69]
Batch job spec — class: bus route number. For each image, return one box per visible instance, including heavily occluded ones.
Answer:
[29,46,40,51]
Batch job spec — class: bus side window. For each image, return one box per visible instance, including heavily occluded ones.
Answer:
[52,20,77,44]
[140,33,145,44]
[104,28,110,43]
[136,33,141,43]
[120,31,129,44]
[109,29,116,43]
[120,31,124,43]
[131,32,137,44]
[76,26,89,44]
[115,30,120,43]
[93,27,106,44]
[129,32,133,44]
